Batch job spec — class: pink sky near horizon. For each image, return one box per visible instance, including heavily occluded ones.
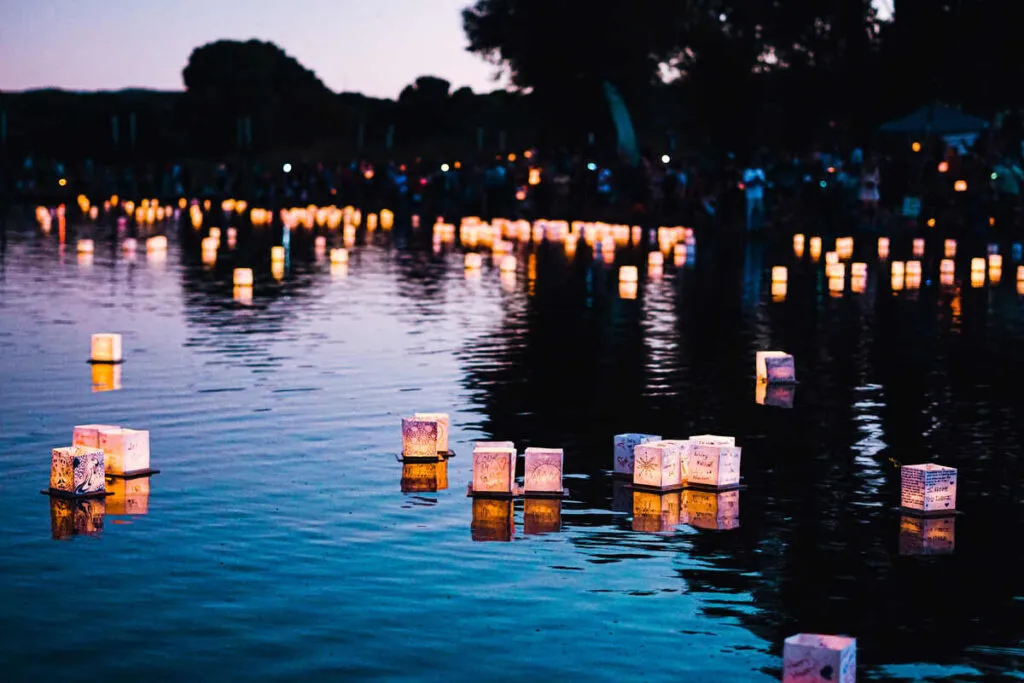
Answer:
[0,0,503,98]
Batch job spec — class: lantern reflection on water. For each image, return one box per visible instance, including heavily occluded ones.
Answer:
[106,476,150,515]
[940,259,955,275]
[970,271,985,288]
[891,261,905,277]
[270,246,285,263]
[619,282,638,300]
[686,489,740,530]
[771,266,787,283]
[632,441,685,491]
[233,286,254,305]
[524,498,561,534]
[901,463,957,514]
[783,634,856,683]
[470,443,517,496]
[50,497,105,540]
[90,333,123,364]
[906,260,921,277]
[771,281,787,301]
[899,514,955,555]
[851,275,867,293]
[471,498,514,542]
[91,363,122,392]
[826,262,844,279]
[400,460,449,493]
[524,448,563,495]
[989,266,1002,285]
[613,433,662,477]
[632,491,681,533]
[50,446,106,497]
[755,381,795,408]
[851,262,867,278]
[756,351,795,384]
[971,257,985,273]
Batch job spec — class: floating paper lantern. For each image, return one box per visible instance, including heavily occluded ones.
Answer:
[413,412,450,454]
[90,333,123,364]
[901,463,957,513]
[906,260,922,276]
[686,489,740,530]
[971,257,985,273]
[330,248,349,265]
[401,418,440,460]
[810,237,822,260]
[523,448,564,495]
[826,263,845,279]
[771,266,787,283]
[209,227,221,241]
[632,491,681,533]
[755,382,794,408]
[793,234,805,257]
[465,253,482,269]
[97,427,150,476]
[632,441,685,491]
[756,351,795,384]
[500,255,517,273]
[944,239,957,258]
[380,209,394,230]
[366,213,378,231]
[50,446,106,497]
[891,261,905,277]
[146,236,167,252]
[989,253,1002,269]
[912,238,925,257]
[106,476,150,516]
[619,265,638,283]
[471,498,514,542]
[648,251,664,267]
[266,246,283,264]
[613,433,662,476]
[690,435,735,447]
[673,243,687,263]
[233,286,253,305]
[91,363,121,392]
[877,236,890,253]
[471,442,517,496]
[899,514,954,555]
[524,498,561,534]
[851,262,867,278]
[50,497,105,540]
[783,634,856,683]
[825,251,839,266]
[836,237,853,260]
[233,268,253,287]
[941,272,955,287]
[688,442,741,489]
[73,424,120,448]
[771,281,787,301]
[954,179,967,192]
[77,239,94,254]
[940,259,955,275]
[401,460,449,493]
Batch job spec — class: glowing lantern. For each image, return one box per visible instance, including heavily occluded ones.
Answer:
[613,433,662,477]
[938,161,949,173]
[912,238,925,257]
[954,179,967,192]
[470,442,517,496]
[772,266,788,283]
[523,447,564,495]
[771,281,787,301]
[906,272,921,290]
[97,427,151,476]
[146,236,167,252]
[524,498,562,534]
[940,272,954,287]
[851,262,867,278]
[828,277,845,295]
[233,268,253,287]
[756,351,795,384]
[89,206,99,220]
[891,261,905,277]
[471,498,514,542]
[971,257,985,273]
[50,497,105,539]
[648,251,664,267]
[380,209,394,230]
[989,254,1002,269]
[906,260,922,277]
[899,515,955,555]
[401,460,449,494]
[755,382,794,408]
[366,213,378,231]
[1018,265,1024,282]
[691,434,734,447]
[411,214,420,228]
[632,491,681,533]
[688,441,741,489]
[465,253,482,269]
[971,271,985,288]
[90,333,123,364]
[77,239,94,254]
[500,255,517,273]
[201,236,218,253]
[119,238,137,254]
[927,218,936,228]
[528,168,541,185]
[825,251,839,266]
[401,417,440,460]
[940,259,955,275]
[826,263,845,279]
[271,246,285,263]
[944,239,957,257]
[686,489,740,530]
[793,234,805,257]
[330,248,349,265]
[836,237,853,260]
[271,261,284,281]
[50,446,106,497]
[619,265,638,283]
[91,363,122,392]
[632,441,685,491]
[783,634,856,683]
[901,463,957,513]
[414,413,450,454]
[619,282,638,299]
[73,424,120,449]
[106,477,150,515]
[673,243,687,266]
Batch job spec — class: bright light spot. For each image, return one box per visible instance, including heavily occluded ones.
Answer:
[441,163,450,172]
[719,13,727,21]
[283,163,292,173]
[938,161,949,173]
[661,154,670,164]
[507,154,517,162]
[911,141,921,152]
[587,162,597,172]
[954,179,967,192]
[58,178,67,187]
[819,180,827,189]
[991,172,998,180]
[927,218,936,227]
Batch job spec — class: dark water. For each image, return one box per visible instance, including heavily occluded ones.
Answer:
[1,211,1023,682]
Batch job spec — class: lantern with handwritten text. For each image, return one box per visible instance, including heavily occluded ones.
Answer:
[756,382,795,408]
[523,447,564,495]
[470,442,517,496]
[772,266,787,283]
[613,433,662,477]
[414,412,450,454]
[401,417,440,460]
[233,268,253,286]
[632,441,685,491]
[783,634,856,683]
[901,463,957,514]
[688,441,741,489]
[73,424,120,449]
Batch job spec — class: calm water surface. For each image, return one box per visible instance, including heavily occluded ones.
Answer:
[1,212,1023,681]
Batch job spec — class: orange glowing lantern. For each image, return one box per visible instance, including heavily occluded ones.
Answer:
[686,489,740,530]
[500,255,517,273]
[76,239,94,255]
[891,272,904,290]
[944,239,957,258]
[465,253,482,269]
[911,141,921,152]
[90,333,123,364]
[771,266,787,283]
[901,463,957,513]
[906,260,922,277]
[971,257,985,273]
[954,179,967,192]
[528,168,541,186]
[271,246,285,263]
[825,251,839,266]
[401,417,440,460]
[938,161,949,173]
[989,254,1002,269]
[836,237,853,260]
[233,268,253,287]
[989,265,1002,285]
[619,265,638,283]
[401,460,449,494]
[912,238,925,257]
[632,491,681,533]
[619,282,638,299]
[940,259,955,275]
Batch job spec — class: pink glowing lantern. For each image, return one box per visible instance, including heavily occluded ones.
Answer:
[613,433,662,477]
[523,447,564,495]
[901,463,957,514]
[401,417,440,460]
[688,441,741,489]
[783,634,856,683]
[414,412,450,453]
[471,442,517,496]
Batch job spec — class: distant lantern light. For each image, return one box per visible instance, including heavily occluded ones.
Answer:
[587,162,597,171]
[911,141,922,152]
[282,163,292,173]
[441,163,450,172]
[938,161,949,173]
[689,440,742,489]
[927,217,936,228]
[90,333,123,364]
[661,154,670,164]
[507,153,517,162]
[954,179,967,192]
[58,178,67,187]
[470,442,518,496]
[991,172,998,180]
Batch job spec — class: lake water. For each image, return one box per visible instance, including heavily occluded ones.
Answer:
[1,210,1023,681]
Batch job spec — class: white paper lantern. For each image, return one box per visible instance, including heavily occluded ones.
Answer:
[97,427,150,476]
[122,238,138,253]
[413,412,450,453]
[783,634,856,683]
[688,442,741,489]
[90,333,123,363]
[756,351,795,384]
[906,260,922,276]
[912,238,925,256]
[901,463,957,513]
[50,446,106,497]
[632,441,684,491]
[523,447,564,495]
[771,266,788,283]
[401,418,440,460]
[613,433,662,476]
[471,443,517,496]
[648,251,664,267]
[619,265,638,282]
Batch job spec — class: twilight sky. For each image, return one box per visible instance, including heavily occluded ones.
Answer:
[0,0,501,98]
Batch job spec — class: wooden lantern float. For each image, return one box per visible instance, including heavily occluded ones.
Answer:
[771,281,787,301]
[632,490,682,533]
[688,436,741,490]
[613,433,662,477]
[901,463,957,515]
[619,265,638,283]
[91,363,122,392]
[471,498,514,542]
[755,382,795,409]
[380,209,394,230]
[106,476,151,515]
[233,268,253,287]
[783,634,856,683]
[469,441,518,497]
[271,246,285,263]
[90,333,123,364]
[523,447,565,497]
[685,489,740,530]
[465,253,482,269]
[899,514,955,555]
[77,239,94,254]
[756,351,795,384]
[400,459,449,493]
[97,427,153,477]
[49,446,106,498]
[524,497,562,535]
[891,261,905,277]
[50,497,105,540]
[632,440,686,492]
[122,238,138,253]
[330,248,349,265]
